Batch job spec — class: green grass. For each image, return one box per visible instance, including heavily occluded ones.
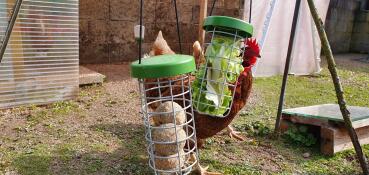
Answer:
[12,145,53,175]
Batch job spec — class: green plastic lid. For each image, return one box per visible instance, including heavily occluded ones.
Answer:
[203,16,253,38]
[131,54,196,79]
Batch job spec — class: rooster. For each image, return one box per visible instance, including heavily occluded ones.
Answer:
[145,31,261,175]
[192,38,260,147]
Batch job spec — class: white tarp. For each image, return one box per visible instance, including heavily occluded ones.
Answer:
[243,0,330,77]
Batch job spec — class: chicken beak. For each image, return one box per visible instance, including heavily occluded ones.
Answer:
[257,54,261,58]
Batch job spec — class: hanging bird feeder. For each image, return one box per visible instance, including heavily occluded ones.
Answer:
[131,55,199,175]
[192,16,254,117]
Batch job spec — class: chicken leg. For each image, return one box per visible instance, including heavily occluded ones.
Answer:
[226,125,245,141]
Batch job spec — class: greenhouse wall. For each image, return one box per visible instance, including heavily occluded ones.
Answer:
[0,0,79,108]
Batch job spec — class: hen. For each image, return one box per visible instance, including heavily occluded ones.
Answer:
[144,31,260,174]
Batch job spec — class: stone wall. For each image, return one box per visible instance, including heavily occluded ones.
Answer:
[325,0,369,54]
[79,0,244,64]
[79,0,368,64]
[325,0,360,53]
[350,10,369,53]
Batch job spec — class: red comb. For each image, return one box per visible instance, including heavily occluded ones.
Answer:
[245,38,260,54]
[240,38,260,78]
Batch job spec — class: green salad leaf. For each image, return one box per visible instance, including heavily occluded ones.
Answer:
[192,36,244,116]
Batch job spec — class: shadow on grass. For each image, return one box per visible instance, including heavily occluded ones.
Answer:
[12,123,152,175]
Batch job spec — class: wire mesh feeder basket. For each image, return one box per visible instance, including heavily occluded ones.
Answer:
[192,16,254,118]
[131,55,199,175]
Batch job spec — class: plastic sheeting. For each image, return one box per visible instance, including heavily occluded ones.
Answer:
[243,0,330,77]
[0,0,79,108]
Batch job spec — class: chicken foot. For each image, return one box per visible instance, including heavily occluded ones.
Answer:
[226,125,245,141]
[189,154,222,175]
[196,165,222,175]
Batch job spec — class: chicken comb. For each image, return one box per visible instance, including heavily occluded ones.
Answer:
[245,38,260,54]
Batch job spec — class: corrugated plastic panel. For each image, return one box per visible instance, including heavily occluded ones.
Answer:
[0,0,79,108]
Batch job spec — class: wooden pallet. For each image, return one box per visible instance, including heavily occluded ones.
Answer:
[281,104,369,156]
[79,66,106,85]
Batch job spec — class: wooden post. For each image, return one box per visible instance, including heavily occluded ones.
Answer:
[274,0,301,134]
[307,0,369,174]
[198,0,207,46]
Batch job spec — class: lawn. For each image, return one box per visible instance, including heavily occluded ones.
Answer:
[0,54,368,175]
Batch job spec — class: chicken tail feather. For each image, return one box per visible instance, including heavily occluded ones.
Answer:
[149,31,175,56]
[193,41,205,66]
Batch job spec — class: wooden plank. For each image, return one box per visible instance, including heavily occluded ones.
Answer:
[283,112,369,129]
[79,66,105,85]
[280,119,291,133]
[321,125,369,156]
[333,126,369,155]
[320,127,335,156]
[198,0,207,46]
[283,116,369,156]
[353,118,369,129]
[282,113,330,127]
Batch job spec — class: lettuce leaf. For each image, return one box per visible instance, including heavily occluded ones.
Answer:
[192,36,244,116]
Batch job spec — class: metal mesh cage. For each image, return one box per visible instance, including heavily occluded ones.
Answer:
[138,74,199,175]
[192,27,248,118]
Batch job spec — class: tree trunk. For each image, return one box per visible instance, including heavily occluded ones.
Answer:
[307,0,369,174]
